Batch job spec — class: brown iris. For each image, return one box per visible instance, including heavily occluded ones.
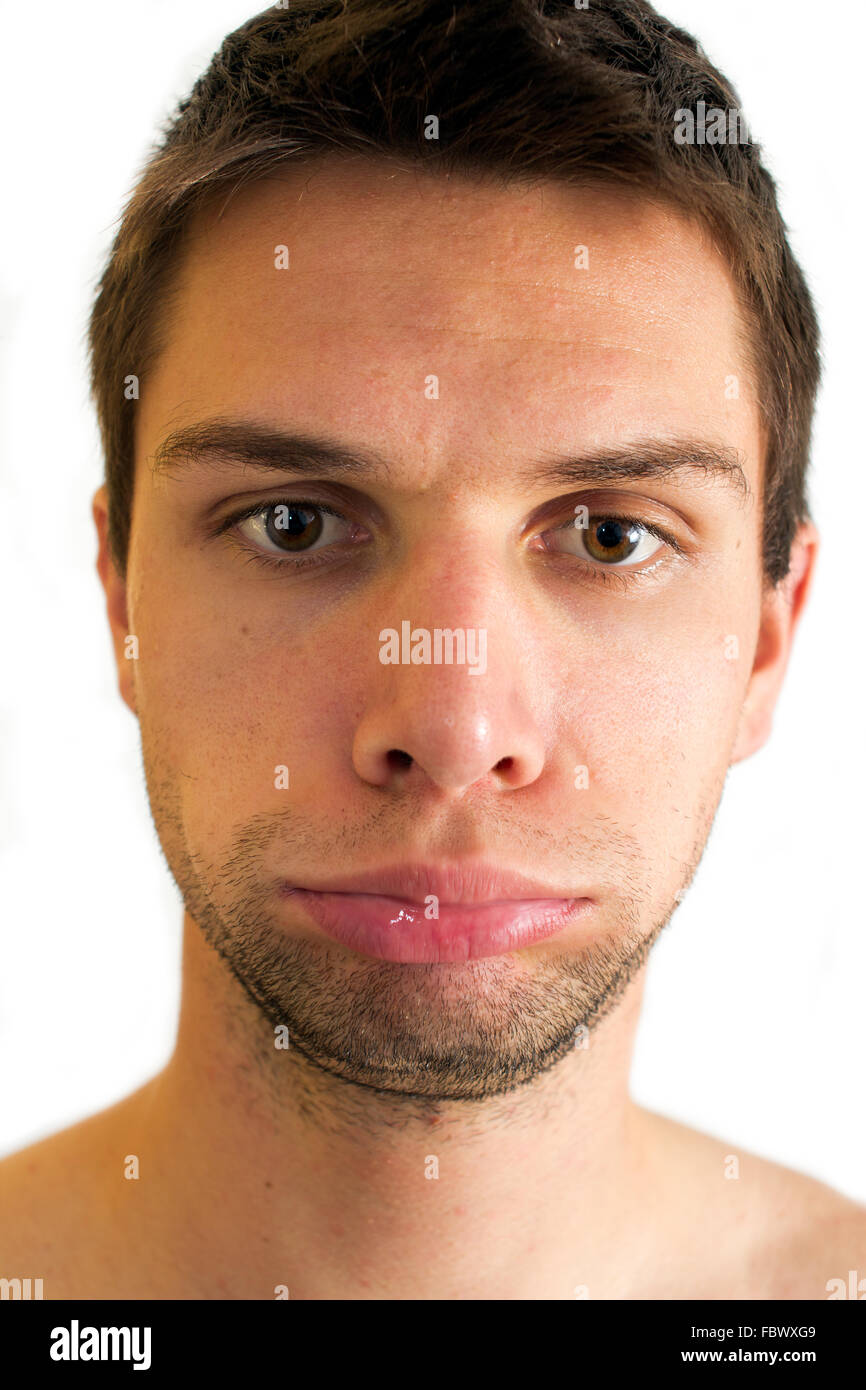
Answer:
[583,518,642,564]
[265,504,324,552]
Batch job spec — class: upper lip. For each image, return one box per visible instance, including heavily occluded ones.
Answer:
[291,861,582,905]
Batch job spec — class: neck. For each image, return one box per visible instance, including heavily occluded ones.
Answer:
[134,913,659,1299]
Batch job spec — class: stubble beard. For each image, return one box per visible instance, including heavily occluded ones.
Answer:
[148,801,697,1106]
[140,710,721,1106]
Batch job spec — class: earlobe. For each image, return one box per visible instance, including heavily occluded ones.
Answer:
[729,521,819,767]
[92,485,138,717]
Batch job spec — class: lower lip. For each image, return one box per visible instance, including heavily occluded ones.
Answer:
[281,888,591,963]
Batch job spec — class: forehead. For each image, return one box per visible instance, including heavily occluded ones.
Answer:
[139,157,761,493]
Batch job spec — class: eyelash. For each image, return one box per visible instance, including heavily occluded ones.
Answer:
[214,501,351,575]
[214,500,683,586]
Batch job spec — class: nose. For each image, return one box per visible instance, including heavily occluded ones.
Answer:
[351,570,548,795]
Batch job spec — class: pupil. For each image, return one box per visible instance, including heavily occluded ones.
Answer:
[265,505,323,550]
[596,520,625,549]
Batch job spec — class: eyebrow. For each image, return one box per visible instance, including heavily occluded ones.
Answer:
[149,417,751,499]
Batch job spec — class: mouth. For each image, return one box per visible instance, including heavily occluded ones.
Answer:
[277,863,593,962]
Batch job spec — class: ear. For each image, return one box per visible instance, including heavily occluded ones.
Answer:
[93,484,137,717]
[730,520,819,764]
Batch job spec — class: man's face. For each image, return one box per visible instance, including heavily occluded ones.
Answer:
[112,160,770,1099]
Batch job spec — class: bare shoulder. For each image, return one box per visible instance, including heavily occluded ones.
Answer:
[637,1106,866,1299]
[0,1081,158,1295]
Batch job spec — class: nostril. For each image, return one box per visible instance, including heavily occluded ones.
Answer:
[495,756,514,773]
[387,749,413,770]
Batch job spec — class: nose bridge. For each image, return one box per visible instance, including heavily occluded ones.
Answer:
[352,544,548,792]
[402,517,507,627]
[380,533,509,691]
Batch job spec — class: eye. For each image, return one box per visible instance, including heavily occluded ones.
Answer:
[544,513,675,568]
[220,500,362,563]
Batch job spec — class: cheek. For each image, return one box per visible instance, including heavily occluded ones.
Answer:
[132,579,351,843]
[564,613,750,873]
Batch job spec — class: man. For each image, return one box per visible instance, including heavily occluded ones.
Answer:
[1,0,862,1299]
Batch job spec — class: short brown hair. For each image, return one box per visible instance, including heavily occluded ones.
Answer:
[88,0,820,587]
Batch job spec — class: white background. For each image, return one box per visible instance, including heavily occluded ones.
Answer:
[1,1,862,1198]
